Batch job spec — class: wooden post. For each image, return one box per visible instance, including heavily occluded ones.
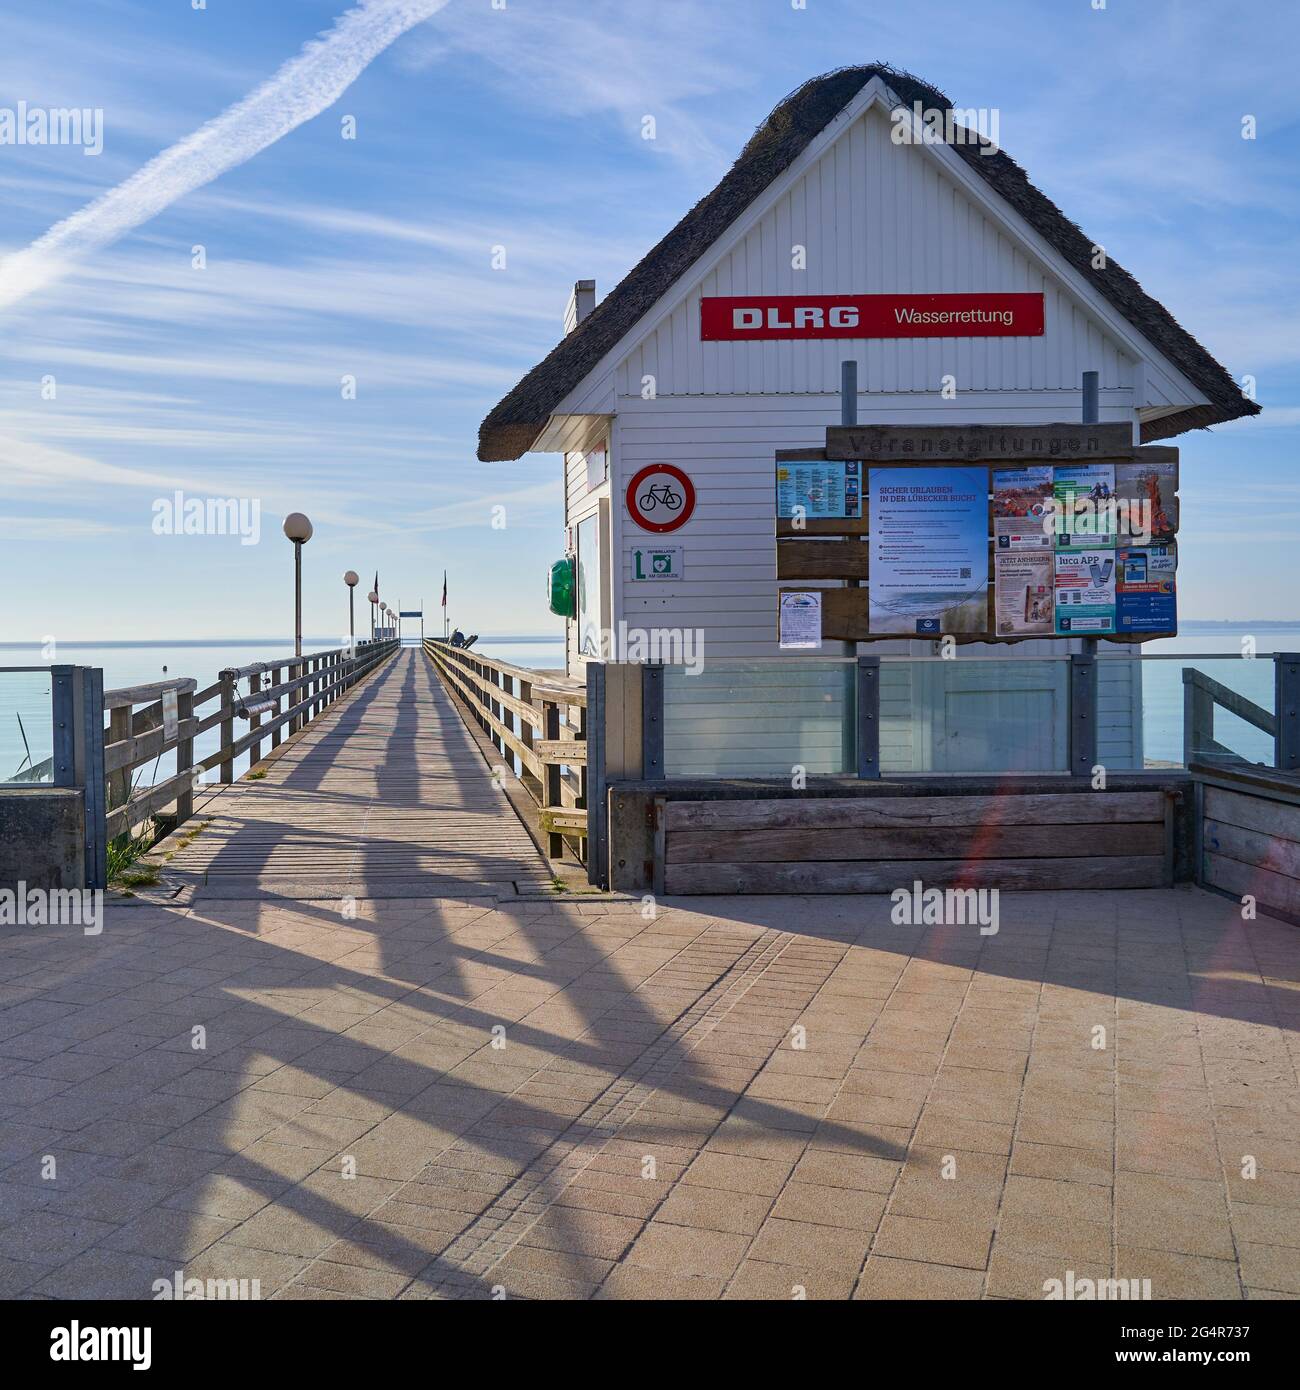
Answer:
[176,687,194,825]
[490,668,502,751]
[1183,669,1213,767]
[107,704,131,834]
[248,671,262,768]
[518,676,534,781]
[219,669,235,783]
[289,659,301,736]
[543,699,563,859]
[271,665,282,749]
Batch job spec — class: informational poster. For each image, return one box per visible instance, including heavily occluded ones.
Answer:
[1054,549,1117,634]
[1053,463,1116,550]
[779,591,822,649]
[868,467,989,634]
[993,466,1053,551]
[1115,461,1178,544]
[776,460,861,519]
[994,551,1054,636]
[1117,544,1177,634]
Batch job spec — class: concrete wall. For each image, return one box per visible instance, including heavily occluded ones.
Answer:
[0,788,85,891]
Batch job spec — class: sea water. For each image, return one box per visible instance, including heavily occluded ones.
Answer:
[0,626,1291,784]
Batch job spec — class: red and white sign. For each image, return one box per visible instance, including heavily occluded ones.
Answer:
[700,292,1044,341]
[626,463,696,533]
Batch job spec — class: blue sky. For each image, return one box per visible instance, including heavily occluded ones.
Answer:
[1,0,1297,641]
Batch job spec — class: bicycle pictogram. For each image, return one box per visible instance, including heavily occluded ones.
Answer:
[637,482,683,513]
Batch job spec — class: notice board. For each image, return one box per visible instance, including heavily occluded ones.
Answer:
[775,424,1178,645]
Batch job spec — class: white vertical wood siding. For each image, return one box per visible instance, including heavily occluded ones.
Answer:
[617,107,1134,401]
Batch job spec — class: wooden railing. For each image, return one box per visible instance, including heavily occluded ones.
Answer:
[1182,667,1275,769]
[423,639,588,862]
[104,638,399,841]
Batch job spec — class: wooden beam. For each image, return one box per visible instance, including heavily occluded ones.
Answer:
[825,422,1135,462]
[777,538,870,580]
[669,821,1163,864]
[665,855,1166,895]
[663,791,1167,832]
[776,517,869,537]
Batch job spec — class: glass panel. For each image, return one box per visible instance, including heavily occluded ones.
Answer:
[879,660,1069,774]
[1125,657,1275,769]
[0,670,55,783]
[664,662,855,777]
[575,514,602,660]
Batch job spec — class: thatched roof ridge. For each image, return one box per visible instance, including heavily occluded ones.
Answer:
[478,64,1257,460]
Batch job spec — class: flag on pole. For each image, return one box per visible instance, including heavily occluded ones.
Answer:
[441,571,447,608]
[373,570,379,598]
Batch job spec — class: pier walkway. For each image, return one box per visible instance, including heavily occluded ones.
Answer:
[0,648,1297,1300]
[161,648,552,899]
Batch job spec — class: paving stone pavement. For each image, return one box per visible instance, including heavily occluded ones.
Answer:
[0,886,1297,1300]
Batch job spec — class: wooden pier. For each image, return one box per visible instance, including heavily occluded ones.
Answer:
[144,647,556,900]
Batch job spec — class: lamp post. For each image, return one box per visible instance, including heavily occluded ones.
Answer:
[344,570,359,650]
[381,602,389,641]
[368,590,378,640]
[283,513,312,737]
[283,513,313,658]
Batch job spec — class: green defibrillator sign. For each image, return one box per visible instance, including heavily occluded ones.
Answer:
[630,545,683,581]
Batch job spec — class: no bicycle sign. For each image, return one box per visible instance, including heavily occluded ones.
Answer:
[626,463,696,533]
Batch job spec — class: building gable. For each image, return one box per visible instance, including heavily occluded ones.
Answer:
[477,65,1256,459]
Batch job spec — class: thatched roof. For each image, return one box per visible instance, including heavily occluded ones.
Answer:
[478,64,1257,461]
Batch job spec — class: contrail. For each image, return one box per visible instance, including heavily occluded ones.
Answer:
[0,0,451,311]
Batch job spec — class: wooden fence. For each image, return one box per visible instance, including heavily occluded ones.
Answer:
[104,638,399,842]
[423,639,588,863]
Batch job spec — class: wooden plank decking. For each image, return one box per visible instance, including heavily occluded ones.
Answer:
[159,648,553,898]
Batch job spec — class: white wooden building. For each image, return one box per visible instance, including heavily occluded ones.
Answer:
[478,66,1255,779]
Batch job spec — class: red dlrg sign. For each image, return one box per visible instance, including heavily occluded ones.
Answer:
[700,292,1044,340]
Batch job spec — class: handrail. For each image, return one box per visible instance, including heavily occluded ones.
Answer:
[1182,667,1275,768]
[104,677,198,710]
[424,638,588,863]
[103,638,400,842]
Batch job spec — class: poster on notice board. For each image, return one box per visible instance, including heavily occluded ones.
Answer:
[995,551,1054,636]
[1115,461,1178,544]
[776,460,861,519]
[868,466,989,634]
[993,466,1053,552]
[1117,544,1177,633]
[778,591,823,648]
[1054,549,1116,634]
[1053,463,1116,550]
